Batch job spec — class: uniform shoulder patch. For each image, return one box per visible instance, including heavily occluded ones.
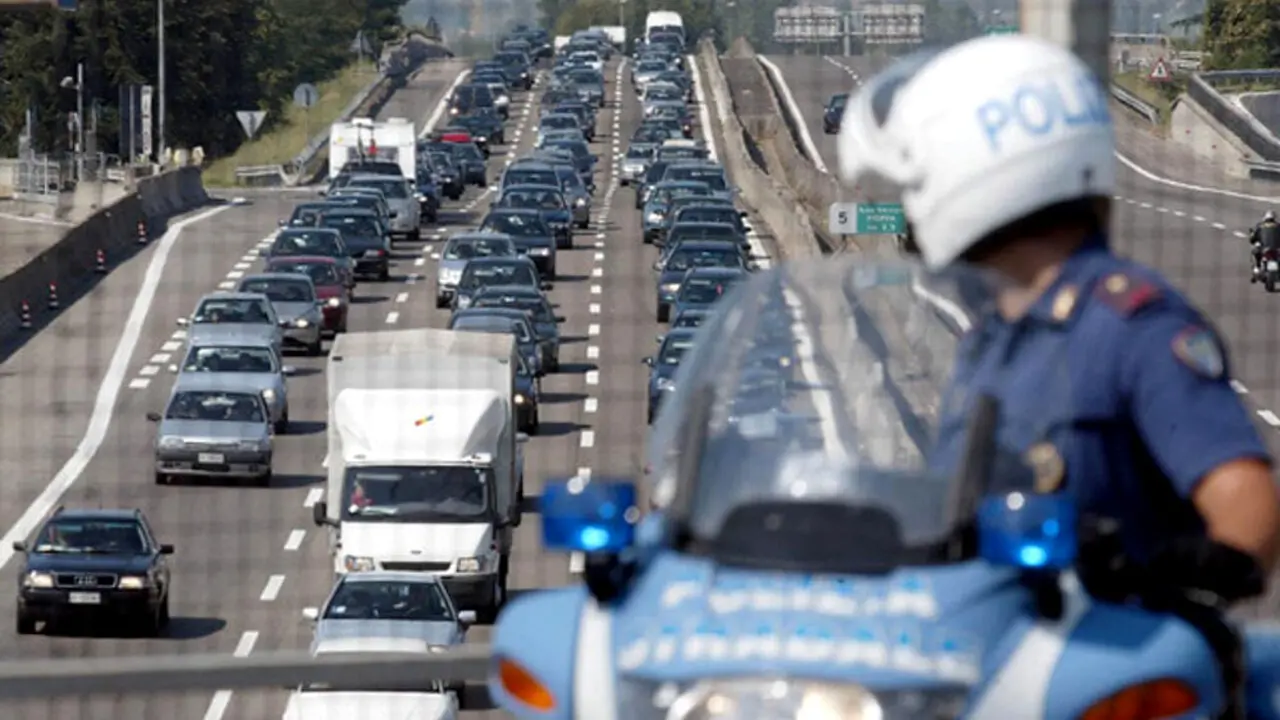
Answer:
[1094,272,1161,316]
[1171,326,1225,380]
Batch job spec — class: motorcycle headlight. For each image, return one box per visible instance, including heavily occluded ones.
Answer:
[667,680,883,720]
[343,555,376,572]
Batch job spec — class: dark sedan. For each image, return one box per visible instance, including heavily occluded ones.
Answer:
[479,209,559,277]
[317,209,390,281]
[653,240,749,322]
[494,186,574,249]
[824,93,848,134]
[643,328,697,424]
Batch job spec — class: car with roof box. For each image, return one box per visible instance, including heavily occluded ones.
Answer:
[478,208,559,276]
[235,273,325,356]
[317,207,391,281]
[653,240,750,321]
[470,284,562,372]
[177,292,282,355]
[435,232,518,308]
[170,334,294,433]
[14,507,174,636]
[266,256,350,334]
[147,375,274,486]
[449,308,544,378]
[452,256,548,311]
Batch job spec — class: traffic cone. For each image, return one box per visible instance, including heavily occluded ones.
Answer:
[136,219,148,244]
[47,282,59,310]
[19,301,31,330]
[94,249,106,273]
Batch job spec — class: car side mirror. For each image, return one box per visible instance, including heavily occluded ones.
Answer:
[175,317,189,327]
[655,335,664,343]
[12,541,25,553]
[516,432,531,444]
[146,411,162,422]
[458,610,477,626]
[277,219,286,227]
[312,501,332,527]
[282,365,298,376]
[302,607,319,621]
[641,356,654,366]
[159,544,175,555]
[541,281,553,290]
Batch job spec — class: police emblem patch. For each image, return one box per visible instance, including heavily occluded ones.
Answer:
[1025,442,1064,494]
[1171,326,1225,380]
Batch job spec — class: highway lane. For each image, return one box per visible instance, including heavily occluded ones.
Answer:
[764,54,1280,455]
[0,61,467,720]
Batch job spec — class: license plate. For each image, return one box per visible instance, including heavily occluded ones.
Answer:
[68,592,100,605]
[198,452,225,464]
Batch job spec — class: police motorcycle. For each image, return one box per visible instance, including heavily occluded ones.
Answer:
[487,256,1280,720]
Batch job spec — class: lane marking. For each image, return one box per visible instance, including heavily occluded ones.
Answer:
[588,323,600,335]
[0,204,230,570]
[591,267,602,277]
[385,311,400,324]
[1259,410,1280,428]
[589,303,601,314]
[260,574,285,601]
[395,292,408,303]
[161,340,182,352]
[201,631,260,720]
[585,370,599,385]
[139,365,159,377]
[149,353,170,364]
[304,487,324,508]
[756,55,825,171]
[420,70,473,138]
[591,284,601,294]
[587,345,599,359]
[1232,379,1248,394]
[584,397,598,413]
[580,430,595,448]
[284,529,305,551]
[234,630,258,656]
[128,378,150,390]
[226,270,244,279]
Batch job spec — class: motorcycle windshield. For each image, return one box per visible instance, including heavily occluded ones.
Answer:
[649,257,1061,573]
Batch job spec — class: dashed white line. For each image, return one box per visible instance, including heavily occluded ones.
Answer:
[589,303,601,314]
[594,252,604,261]
[591,285,601,294]
[172,330,187,340]
[149,353,170,364]
[591,267,603,277]
[234,630,258,656]
[128,378,150,390]
[234,262,250,270]
[260,574,285,601]
[584,397,598,413]
[588,323,600,335]
[585,370,599,385]
[579,430,595,448]
[217,281,235,290]
[395,292,408,303]
[385,311,400,324]
[1232,379,1248,394]
[587,345,599,359]
[1259,410,1280,428]
[202,632,260,720]
[161,340,182,352]
[226,270,244,279]
[414,257,425,266]
[304,488,324,508]
[284,529,306,551]
[139,365,159,377]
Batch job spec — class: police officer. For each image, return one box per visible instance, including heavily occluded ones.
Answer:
[1250,210,1279,282]
[837,36,1280,586]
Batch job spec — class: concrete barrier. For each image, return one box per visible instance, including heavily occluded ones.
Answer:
[0,166,210,343]
[695,40,819,260]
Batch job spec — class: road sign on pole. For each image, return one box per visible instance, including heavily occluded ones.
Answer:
[235,110,267,140]
[293,83,319,109]
[829,202,907,235]
[1148,57,1172,83]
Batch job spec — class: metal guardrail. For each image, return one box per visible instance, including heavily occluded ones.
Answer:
[0,647,491,697]
[1189,70,1280,163]
[1110,82,1160,124]
[233,164,291,185]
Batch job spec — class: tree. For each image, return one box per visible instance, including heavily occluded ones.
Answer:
[0,0,409,159]
[1202,0,1280,70]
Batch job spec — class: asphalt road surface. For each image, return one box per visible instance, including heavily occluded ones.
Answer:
[762,55,1280,489]
[1240,92,1280,140]
[0,50,755,719]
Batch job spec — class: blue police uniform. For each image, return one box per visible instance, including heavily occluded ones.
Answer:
[930,235,1271,563]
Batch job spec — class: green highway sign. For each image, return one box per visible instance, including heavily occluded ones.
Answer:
[985,24,1019,35]
[829,202,907,235]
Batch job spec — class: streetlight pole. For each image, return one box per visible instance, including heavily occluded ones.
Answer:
[75,62,83,181]
[157,0,166,165]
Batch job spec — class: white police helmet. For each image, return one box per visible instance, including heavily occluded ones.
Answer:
[838,35,1115,269]
[1266,210,1276,222]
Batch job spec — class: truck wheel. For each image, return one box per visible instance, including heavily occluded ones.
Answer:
[154,471,169,486]
[378,268,391,282]
[481,558,509,624]
[306,338,323,357]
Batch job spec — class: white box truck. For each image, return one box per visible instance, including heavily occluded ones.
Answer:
[313,329,524,621]
[329,117,417,180]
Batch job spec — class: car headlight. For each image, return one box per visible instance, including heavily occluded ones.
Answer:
[575,197,586,206]
[667,679,883,720]
[449,107,459,114]
[456,556,483,572]
[457,296,472,309]
[118,576,149,590]
[661,283,680,294]
[657,377,675,391]
[648,212,663,223]
[294,318,310,328]
[528,246,550,256]
[261,388,277,404]
[326,297,342,308]
[514,393,526,405]
[343,555,376,572]
[159,435,182,449]
[22,571,53,589]
[475,135,488,142]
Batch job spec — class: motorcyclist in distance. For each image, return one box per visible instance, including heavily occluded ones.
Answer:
[837,36,1280,595]
[1250,210,1279,283]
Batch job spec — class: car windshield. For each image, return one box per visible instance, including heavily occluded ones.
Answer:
[342,466,491,521]
[671,225,740,243]
[555,168,584,190]
[349,179,407,199]
[500,190,564,210]
[452,314,533,343]
[323,580,453,621]
[272,231,341,256]
[445,237,513,260]
[658,336,695,365]
[238,278,314,303]
[678,208,737,225]
[182,345,277,374]
[481,213,548,236]
[289,207,325,225]
[453,143,483,160]
[570,70,602,84]
[647,86,682,100]
[638,61,666,73]
[430,152,455,169]
[627,146,652,160]
[673,312,706,329]
[667,169,727,190]
[461,262,537,289]
[473,294,552,323]
[647,259,1031,572]
[830,93,848,109]
[548,141,588,159]
[665,248,742,272]
[541,115,577,130]
[268,261,341,286]
[165,391,265,423]
[33,519,145,555]
[320,213,380,238]
[659,148,706,161]
[193,298,271,324]
[679,275,741,304]
[506,169,558,187]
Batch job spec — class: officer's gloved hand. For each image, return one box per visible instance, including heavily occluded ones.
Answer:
[1146,538,1265,606]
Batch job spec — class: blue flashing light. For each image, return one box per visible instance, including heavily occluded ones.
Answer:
[977,492,1077,571]
[541,478,638,553]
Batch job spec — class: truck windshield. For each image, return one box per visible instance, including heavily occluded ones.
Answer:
[341,466,492,522]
